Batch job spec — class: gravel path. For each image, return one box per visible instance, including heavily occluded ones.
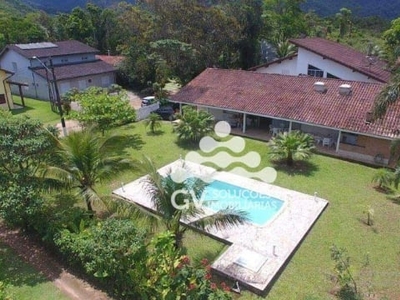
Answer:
[0,223,111,300]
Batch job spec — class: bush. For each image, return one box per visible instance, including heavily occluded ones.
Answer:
[141,231,232,299]
[54,218,147,298]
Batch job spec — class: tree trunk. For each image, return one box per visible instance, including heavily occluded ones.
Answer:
[85,195,94,217]
[174,231,183,249]
[287,152,293,166]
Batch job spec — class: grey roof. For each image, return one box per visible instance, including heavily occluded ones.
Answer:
[2,40,99,59]
[32,60,116,81]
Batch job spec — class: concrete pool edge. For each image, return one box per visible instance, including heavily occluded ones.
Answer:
[113,159,329,295]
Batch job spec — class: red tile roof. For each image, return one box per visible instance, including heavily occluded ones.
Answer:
[289,37,391,83]
[3,40,98,59]
[33,60,116,81]
[170,68,400,139]
[96,55,125,66]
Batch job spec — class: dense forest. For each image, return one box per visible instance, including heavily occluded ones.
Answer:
[0,0,399,93]
[10,0,400,19]
[302,0,400,20]
[23,0,136,14]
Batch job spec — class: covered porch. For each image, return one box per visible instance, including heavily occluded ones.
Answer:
[206,107,389,166]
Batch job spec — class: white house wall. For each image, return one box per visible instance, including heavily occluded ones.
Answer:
[1,50,33,88]
[255,58,298,76]
[296,48,380,83]
[57,72,115,96]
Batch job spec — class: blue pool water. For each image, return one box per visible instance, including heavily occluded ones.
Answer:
[200,180,284,226]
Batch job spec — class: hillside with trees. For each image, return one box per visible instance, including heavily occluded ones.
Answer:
[23,0,135,13]
[16,0,400,19]
[302,0,400,20]
[1,0,33,16]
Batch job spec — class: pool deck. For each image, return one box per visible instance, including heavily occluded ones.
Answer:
[113,160,329,295]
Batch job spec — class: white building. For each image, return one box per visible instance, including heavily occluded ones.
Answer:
[0,40,116,101]
[250,37,391,84]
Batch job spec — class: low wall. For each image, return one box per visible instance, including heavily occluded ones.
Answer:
[136,103,159,121]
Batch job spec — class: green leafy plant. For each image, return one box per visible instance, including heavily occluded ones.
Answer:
[330,244,361,299]
[139,231,232,299]
[173,106,214,143]
[268,130,315,166]
[363,206,374,226]
[371,168,394,189]
[69,87,136,135]
[144,112,162,134]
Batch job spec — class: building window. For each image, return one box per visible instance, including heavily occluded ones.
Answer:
[88,79,92,83]
[12,62,17,72]
[341,132,358,145]
[0,94,5,104]
[307,64,323,77]
[327,72,340,79]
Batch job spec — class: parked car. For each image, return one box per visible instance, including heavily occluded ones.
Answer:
[141,96,156,107]
[155,106,175,120]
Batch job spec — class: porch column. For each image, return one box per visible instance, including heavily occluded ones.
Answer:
[288,121,292,132]
[336,131,341,152]
[242,113,247,133]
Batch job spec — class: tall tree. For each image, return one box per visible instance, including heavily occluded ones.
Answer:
[224,0,264,69]
[69,87,136,135]
[140,156,248,248]
[262,0,308,42]
[371,17,400,121]
[335,7,352,38]
[44,129,135,213]
[65,7,94,45]
[0,112,58,227]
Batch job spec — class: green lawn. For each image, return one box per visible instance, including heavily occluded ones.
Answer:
[102,122,400,299]
[11,96,61,125]
[0,242,69,300]
[15,101,400,299]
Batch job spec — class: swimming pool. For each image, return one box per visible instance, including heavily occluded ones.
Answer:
[200,180,284,226]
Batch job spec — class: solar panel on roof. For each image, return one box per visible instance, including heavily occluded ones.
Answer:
[15,42,58,50]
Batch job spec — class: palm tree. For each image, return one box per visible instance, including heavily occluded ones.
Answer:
[275,39,297,58]
[140,156,248,248]
[144,112,162,134]
[371,168,395,189]
[44,129,135,213]
[268,130,315,166]
[372,71,400,120]
[173,106,214,143]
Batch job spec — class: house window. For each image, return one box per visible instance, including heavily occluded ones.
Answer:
[307,64,323,77]
[88,79,92,83]
[12,62,17,72]
[0,94,5,104]
[327,72,340,79]
[341,132,358,145]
